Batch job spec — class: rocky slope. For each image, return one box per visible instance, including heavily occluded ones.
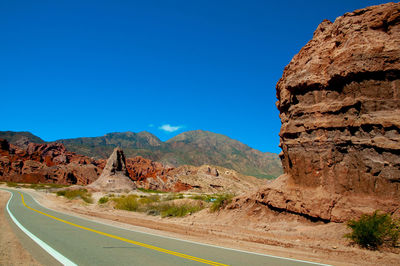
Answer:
[164,130,282,179]
[0,131,45,148]
[2,130,282,179]
[231,3,400,222]
[0,139,262,193]
[135,164,266,194]
[0,139,101,185]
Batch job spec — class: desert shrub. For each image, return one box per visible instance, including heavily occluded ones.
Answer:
[56,189,93,204]
[98,196,109,204]
[45,183,69,189]
[113,195,139,211]
[56,190,66,196]
[111,194,203,217]
[159,203,203,218]
[189,194,217,202]
[28,183,39,189]
[163,193,185,201]
[210,193,234,212]
[138,195,160,204]
[137,188,166,193]
[345,211,400,249]
[189,194,206,201]
[6,182,19,187]
[32,183,68,189]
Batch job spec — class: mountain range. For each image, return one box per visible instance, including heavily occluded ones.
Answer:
[0,130,282,179]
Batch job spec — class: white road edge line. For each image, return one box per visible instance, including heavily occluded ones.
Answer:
[24,189,331,266]
[4,189,77,266]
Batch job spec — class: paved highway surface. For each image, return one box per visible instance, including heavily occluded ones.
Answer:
[2,188,329,266]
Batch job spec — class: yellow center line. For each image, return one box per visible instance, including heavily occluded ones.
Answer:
[18,192,228,266]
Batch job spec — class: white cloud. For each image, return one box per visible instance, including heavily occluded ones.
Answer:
[159,124,183,133]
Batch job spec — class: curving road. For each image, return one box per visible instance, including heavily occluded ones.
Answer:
[2,188,329,266]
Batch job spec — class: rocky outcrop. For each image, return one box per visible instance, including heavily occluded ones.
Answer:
[136,164,265,194]
[87,148,136,192]
[126,156,171,182]
[1,138,261,194]
[230,3,400,222]
[0,139,100,185]
[276,3,400,193]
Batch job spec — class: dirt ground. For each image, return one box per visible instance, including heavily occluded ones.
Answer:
[2,186,400,266]
[0,190,41,266]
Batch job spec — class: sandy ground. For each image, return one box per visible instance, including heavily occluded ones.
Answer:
[0,190,41,266]
[2,186,400,266]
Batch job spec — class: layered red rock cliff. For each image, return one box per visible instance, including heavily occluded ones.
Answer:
[0,139,101,185]
[231,3,400,222]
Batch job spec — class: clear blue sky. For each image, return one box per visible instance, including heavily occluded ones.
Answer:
[0,0,389,153]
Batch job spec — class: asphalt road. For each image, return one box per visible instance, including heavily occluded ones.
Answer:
[3,188,329,266]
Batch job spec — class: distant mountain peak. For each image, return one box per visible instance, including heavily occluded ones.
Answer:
[0,131,45,145]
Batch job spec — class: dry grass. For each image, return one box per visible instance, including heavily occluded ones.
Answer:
[56,189,93,204]
[111,194,204,217]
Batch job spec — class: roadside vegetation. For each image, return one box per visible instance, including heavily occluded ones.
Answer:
[111,194,203,217]
[159,203,203,218]
[6,182,19,188]
[108,192,235,218]
[6,181,69,190]
[56,189,93,204]
[137,188,166,193]
[98,196,109,204]
[345,210,399,250]
[210,194,234,212]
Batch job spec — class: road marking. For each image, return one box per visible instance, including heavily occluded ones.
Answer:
[4,190,77,266]
[29,191,328,266]
[18,191,227,266]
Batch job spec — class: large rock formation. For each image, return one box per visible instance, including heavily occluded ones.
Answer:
[87,148,136,192]
[230,3,400,222]
[1,138,262,194]
[0,139,100,185]
[277,2,400,193]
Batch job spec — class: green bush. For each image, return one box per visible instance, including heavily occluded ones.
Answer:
[210,194,234,212]
[159,203,203,218]
[56,189,93,204]
[138,195,160,204]
[345,211,399,249]
[163,193,185,201]
[113,195,139,211]
[6,182,19,187]
[111,194,203,217]
[189,194,217,202]
[98,196,109,204]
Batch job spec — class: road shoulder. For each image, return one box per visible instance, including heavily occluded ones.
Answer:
[0,190,42,266]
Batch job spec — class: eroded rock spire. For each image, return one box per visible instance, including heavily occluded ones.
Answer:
[88,147,135,192]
